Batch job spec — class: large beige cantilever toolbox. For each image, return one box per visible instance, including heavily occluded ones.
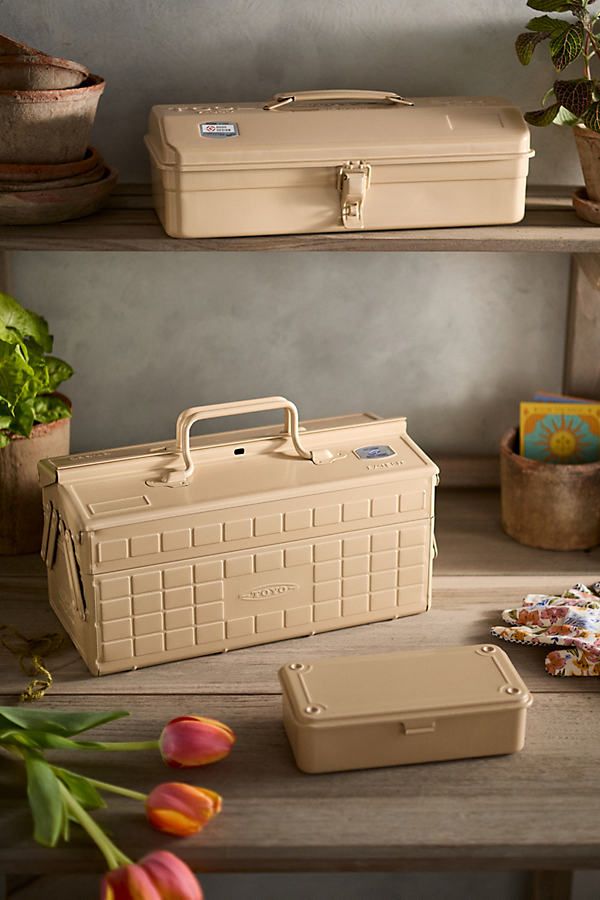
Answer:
[145,89,533,238]
[38,397,438,676]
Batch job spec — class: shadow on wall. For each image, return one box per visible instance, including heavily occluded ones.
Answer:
[1,0,580,184]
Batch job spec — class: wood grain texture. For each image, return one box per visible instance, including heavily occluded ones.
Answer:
[0,250,10,292]
[563,256,600,400]
[0,187,594,252]
[1,692,600,873]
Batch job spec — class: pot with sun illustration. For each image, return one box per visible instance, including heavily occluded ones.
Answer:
[500,427,600,551]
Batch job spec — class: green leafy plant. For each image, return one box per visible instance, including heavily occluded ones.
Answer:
[516,0,600,130]
[0,292,73,449]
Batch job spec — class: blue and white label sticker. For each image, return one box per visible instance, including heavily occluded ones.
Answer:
[199,121,239,138]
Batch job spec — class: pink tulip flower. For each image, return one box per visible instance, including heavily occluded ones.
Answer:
[159,715,235,768]
[101,850,202,899]
[146,782,222,836]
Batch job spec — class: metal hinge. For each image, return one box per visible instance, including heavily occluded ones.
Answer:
[337,161,371,229]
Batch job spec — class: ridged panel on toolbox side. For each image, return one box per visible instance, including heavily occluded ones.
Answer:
[94,519,431,668]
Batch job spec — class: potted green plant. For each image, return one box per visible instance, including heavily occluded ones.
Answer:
[0,291,72,554]
[516,0,600,219]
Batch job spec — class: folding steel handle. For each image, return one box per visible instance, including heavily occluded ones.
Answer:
[264,89,414,110]
[152,397,315,486]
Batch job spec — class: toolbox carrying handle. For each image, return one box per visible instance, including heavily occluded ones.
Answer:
[152,397,315,486]
[263,89,414,110]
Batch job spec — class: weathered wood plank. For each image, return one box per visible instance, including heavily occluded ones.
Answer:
[1,692,599,873]
[563,255,600,399]
[0,581,597,697]
[0,189,596,252]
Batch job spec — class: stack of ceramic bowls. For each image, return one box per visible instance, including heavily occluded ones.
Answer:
[0,33,117,224]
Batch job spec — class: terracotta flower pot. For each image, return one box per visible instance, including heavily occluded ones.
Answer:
[0,54,89,91]
[0,398,71,555]
[0,73,105,164]
[500,427,600,551]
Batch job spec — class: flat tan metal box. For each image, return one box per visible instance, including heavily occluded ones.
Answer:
[145,90,533,238]
[279,644,532,774]
[38,397,438,676]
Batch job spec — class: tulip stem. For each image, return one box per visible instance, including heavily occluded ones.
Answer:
[84,776,147,803]
[75,740,159,752]
[58,782,132,870]
[52,764,148,802]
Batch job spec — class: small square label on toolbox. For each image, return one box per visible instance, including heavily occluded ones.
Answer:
[199,121,239,138]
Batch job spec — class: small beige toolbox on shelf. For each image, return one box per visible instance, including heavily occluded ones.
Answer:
[145,90,533,238]
[38,397,438,675]
[279,644,532,773]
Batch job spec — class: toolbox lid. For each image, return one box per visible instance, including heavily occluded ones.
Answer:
[146,96,531,170]
[39,411,438,531]
[279,644,532,727]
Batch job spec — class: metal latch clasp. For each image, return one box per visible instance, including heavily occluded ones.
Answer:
[337,161,371,229]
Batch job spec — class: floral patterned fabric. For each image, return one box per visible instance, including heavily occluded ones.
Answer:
[491,582,600,676]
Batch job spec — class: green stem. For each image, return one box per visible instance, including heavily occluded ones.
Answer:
[52,766,147,803]
[75,740,159,752]
[58,782,132,871]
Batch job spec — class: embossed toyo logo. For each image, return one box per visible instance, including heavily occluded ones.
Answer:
[239,583,299,601]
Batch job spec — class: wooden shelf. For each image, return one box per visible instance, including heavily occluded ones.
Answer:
[2,489,600,877]
[0,184,598,252]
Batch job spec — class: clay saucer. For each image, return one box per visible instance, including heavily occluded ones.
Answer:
[0,162,107,193]
[0,147,102,183]
[0,165,118,225]
[572,186,600,225]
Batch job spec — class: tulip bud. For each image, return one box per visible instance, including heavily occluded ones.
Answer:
[159,715,235,768]
[146,782,222,836]
[101,861,162,900]
[140,850,203,899]
[101,851,202,900]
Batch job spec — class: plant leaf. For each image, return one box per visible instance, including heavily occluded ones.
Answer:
[527,14,570,32]
[45,356,73,391]
[516,30,551,64]
[0,706,130,736]
[550,23,584,71]
[10,398,35,437]
[25,756,65,847]
[525,102,562,125]
[55,769,106,811]
[33,394,71,425]
[527,0,576,10]
[0,293,52,352]
[554,78,594,115]
[553,104,581,124]
[0,432,8,448]
[583,100,600,131]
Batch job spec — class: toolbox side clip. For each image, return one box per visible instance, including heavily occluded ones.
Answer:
[338,161,371,229]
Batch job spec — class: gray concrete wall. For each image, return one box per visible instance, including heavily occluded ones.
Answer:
[2,2,588,896]
[4,0,577,456]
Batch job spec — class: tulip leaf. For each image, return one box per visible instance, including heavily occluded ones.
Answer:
[25,756,65,848]
[0,706,129,737]
[55,768,106,811]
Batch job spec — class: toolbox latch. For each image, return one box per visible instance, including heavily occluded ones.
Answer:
[401,719,436,736]
[338,161,371,229]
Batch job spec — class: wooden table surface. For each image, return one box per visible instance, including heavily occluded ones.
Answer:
[1,490,599,879]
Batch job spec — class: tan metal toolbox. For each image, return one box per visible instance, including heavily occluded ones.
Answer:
[145,90,533,238]
[38,397,438,676]
[279,644,532,773]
